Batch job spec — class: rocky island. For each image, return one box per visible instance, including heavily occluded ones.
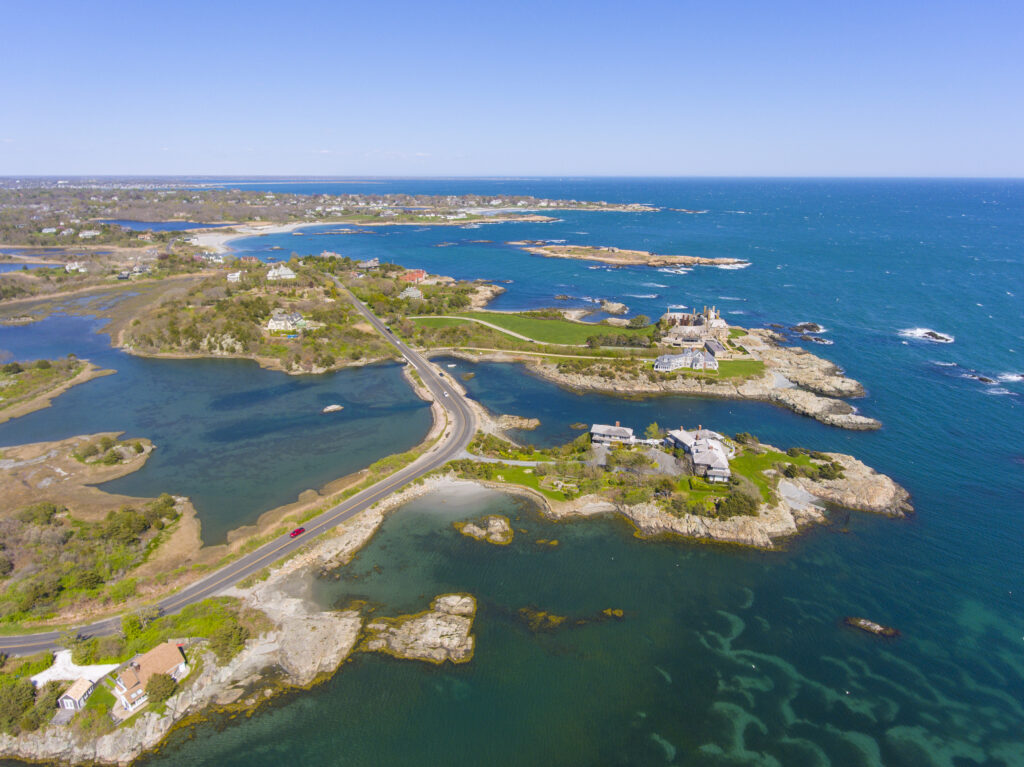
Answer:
[455,514,515,544]
[515,243,748,268]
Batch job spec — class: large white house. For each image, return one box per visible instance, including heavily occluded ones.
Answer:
[664,427,734,483]
[267,309,304,332]
[590,422,636,445]
[113,642,189,712]
[653,350,719,372]
[267,264,296,280]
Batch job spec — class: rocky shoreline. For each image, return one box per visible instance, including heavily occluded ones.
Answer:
[477,449,910,550]
[0,476,480,766]
[518,243,745,267]
[430,330,882,431]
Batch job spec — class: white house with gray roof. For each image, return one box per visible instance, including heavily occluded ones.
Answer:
[590,422,635,445]
[664,426,734,483]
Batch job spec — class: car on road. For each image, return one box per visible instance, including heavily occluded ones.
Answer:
[289,527,305,538]
[443,391,449,397]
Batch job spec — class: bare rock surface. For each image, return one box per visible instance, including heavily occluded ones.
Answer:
[455,514,514,544]
[361,594,476,664]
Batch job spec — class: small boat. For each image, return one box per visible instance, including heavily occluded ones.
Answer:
[322,404,344,413]
[447,364,456,368]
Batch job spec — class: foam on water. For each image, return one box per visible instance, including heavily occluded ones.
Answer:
[898,327,955,343]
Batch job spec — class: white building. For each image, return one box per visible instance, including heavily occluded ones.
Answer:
[590,422,635,445]
[64,261,88,273]
[398,286,423,300]
[664,427,734,483]
[41,227,57,234]
[58,679,95,711]
[78,230,101,239]
[267,309,304,332]
[653,350,719,372]
[227,271,243,283]
[113,642,189,713]
[267,264,297,280]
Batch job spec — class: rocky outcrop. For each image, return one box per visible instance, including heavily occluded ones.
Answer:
[844,617,900,638]
[455,514,514,544]
[600,300,628,315]
[794,452,912,516]
[360,594,476,664]
[0,589,361,766]
[495,414,540,431]
[505,447,910,549]
[469,282,505,310]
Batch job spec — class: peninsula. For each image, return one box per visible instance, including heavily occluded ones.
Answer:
[512,242,747,267]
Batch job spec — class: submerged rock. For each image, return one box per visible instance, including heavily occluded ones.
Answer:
[518,607,567,631]
[455,515,514,545]
[360,594,476,664]
[844,616,900,638]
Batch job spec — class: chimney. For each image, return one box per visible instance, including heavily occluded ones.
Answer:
[615,420,620,427]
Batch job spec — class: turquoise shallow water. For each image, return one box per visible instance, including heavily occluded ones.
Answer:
[2,179,1023,765]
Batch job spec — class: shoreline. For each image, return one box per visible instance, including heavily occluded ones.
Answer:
[427,342,882,431]
[0,362,447,634]
[518,243,746,267]
[0,361,115,425]
[0,446,909,764]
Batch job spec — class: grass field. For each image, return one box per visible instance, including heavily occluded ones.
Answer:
[730,449,813,500]
[454,312,652,345]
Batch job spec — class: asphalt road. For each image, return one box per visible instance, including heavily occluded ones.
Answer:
[0,283,475,655]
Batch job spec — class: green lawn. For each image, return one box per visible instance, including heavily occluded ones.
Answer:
[716,359,766,379]
[728,327,747,339]
[413,317,471,329]
[658,358,765,380]
[730,449,813,500]
[490,465,566,501]
[85,683,116,712]
[454,312,652,345]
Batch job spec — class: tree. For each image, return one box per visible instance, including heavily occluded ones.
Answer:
[644,422,663,440]
[208,623,250,664]
[145,673,176,704]
[628,314,649,328]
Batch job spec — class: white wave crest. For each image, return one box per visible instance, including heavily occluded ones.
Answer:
[626,294,658,299]
[714,262,752,270]
[898,327,955,344]
[998,373,1024,383]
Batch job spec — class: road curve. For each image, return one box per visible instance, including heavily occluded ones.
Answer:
[0,283,475,655]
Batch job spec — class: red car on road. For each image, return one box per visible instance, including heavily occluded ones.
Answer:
[289,527,305,538]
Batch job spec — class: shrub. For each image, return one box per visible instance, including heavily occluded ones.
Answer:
[207,623,250,664]
[33,359,52,370]
[17,502,61,525]
[145,673,176,704]
[1,362,23,375]
[717,491,759,518]
[0,679,34,734]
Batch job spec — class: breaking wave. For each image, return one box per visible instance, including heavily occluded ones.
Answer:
[898,327,955,344]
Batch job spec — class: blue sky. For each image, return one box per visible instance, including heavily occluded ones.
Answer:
[1,0,1021,176]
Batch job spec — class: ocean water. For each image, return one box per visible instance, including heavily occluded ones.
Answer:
[0,315,431,544]
[3,179,1023,765]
